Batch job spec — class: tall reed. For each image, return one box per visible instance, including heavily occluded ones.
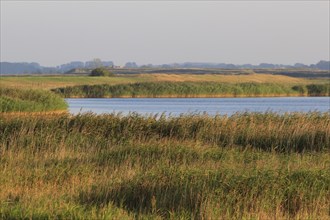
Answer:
[2,112,328,152]
[1,112,329,219]
[52,82,330,98]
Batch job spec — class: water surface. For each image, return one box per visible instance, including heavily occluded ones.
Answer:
[66,97,330,116]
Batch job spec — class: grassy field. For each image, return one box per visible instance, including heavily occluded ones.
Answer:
[0,73,325,90]
[0,112,329,219]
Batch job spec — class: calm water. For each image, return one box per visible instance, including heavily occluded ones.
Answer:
[66,97,330,116]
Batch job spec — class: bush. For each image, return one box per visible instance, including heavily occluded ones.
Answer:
[89,68,113,77]
[0,88,67,112]
[292,85,307,95]
[306,84,330,96]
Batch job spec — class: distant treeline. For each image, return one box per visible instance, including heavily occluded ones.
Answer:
[52,82,330,98]
[1,60,329,74]
[0,59,114,74]
[0,88,67,112]
[148,60,330,70]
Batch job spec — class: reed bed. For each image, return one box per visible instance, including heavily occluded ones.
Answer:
[0,112,329,219]
[2,112,328,152]
[52,82,330,98]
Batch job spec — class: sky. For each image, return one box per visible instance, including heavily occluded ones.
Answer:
[0,1,329,66]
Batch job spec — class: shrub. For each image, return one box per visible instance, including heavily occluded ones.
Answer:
[292,85,307,95]
[306,84,330,96]
[89,68,113,77]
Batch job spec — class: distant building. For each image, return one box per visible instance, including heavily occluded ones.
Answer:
[111,65,122,69]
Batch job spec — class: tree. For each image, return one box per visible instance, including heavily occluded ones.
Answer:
[124,62,138,68]
[86,58,104,69]
[89,68,113,77]
[315,60,330,70]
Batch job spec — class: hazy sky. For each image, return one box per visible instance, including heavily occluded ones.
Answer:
[1,1,329,66]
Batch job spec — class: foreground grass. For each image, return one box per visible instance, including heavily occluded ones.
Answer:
[0,88,67,112]
[0,73,323,90]
[0,112,329,219]
[53,81,330,98]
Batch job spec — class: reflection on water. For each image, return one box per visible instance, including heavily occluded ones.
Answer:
[66,97,330,116]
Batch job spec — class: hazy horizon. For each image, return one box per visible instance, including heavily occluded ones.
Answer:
[1,1,329,67]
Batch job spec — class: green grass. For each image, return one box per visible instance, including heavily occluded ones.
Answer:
[0,112,329,219]
[0,88,67,112]
[52,81,330,98]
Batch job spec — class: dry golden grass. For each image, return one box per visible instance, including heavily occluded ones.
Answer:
[0,75,153,90]
[147,73,310,84]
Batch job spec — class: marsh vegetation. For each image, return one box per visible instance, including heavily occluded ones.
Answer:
[0,72,329,218]
[1,112,329,219]
[53,82,330,98]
